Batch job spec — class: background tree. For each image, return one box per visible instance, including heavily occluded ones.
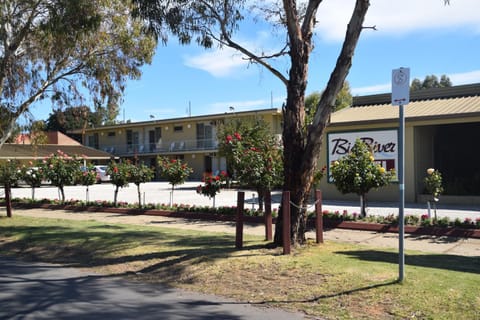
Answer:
[218,119,283,210]
[45,106,104,133]
[305,81,353,126]
[76,163,98,202]
[0,106,21,143]
[424,168,444,222]
[330,139,395,217]
[0,0,156,148]
[134,0,448,246]
[196,171,228,208]
[19,161,44,200]
[410,74,452,91]
[129,162,154,208]
[0,160,20,217]
[40,151,82,203]
[157,156,193,206]
[107,161,132,206]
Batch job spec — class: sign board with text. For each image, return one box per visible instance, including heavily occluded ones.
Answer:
[327,130,398,182]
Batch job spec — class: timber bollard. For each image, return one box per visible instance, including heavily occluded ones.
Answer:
[282,191,291,254]
[264,190,272,241]
[315,190,323,244]
[235,191,245,249]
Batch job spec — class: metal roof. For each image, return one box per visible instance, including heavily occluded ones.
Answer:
[331,84,480,126]
[0,144,113,160]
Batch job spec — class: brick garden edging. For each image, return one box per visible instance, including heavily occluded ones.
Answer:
[7,202,480,239]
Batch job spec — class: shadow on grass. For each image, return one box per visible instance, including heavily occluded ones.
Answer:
[247,279,399,305]
[335,250,480,274]
[0,223,270,283]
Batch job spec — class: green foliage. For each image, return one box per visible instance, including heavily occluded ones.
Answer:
[19,162,44,188]
[0,160,20,187]
[40,151,83,202]
[129,163,154,186]
[196,171,228,199]
[129,161,154,208]
[410,74,452,91]
[45,106,103,133]
[107,161,131,189]
[0,0,156,146]
[424,168,444,199]
[157,157,193,188]
[77,164,98,187]
[218,118,283,192]
[305,81,353,126]
[330,139,395,196]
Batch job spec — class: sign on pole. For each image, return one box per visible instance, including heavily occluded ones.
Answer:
[392,67,410,106]
[392,67,410,283]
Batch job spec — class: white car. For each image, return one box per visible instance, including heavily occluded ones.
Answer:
[94,165,111,182]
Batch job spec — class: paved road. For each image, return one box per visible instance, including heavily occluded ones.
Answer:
[8,181,480,221]
[0,257,304,320]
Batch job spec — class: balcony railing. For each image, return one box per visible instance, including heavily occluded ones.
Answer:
[96,139,218,156]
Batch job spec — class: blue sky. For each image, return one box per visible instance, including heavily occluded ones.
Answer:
[33,0,480,123]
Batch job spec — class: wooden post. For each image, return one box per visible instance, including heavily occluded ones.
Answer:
[264,190,272,241]
[315,190,323,244]
[282,191,291,255]
[235,191,245,249]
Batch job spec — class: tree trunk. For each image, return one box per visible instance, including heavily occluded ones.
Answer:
[360,193,367,218]
[114,186,119,206]
[256,189,265,211]
[5,184,12,218]
[59,186,65,203]
[137,184,142,208]
[274,0,370,247]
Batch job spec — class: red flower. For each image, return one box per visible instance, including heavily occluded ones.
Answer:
[234,132,241,140]
[225,135,233,143]
[113,166,118,173]
[171,159,177,163]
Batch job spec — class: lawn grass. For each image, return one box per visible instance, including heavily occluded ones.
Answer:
[1,215,479,319]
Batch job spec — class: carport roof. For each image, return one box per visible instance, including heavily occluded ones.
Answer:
[0,144,113,160]
[330,83,480,126]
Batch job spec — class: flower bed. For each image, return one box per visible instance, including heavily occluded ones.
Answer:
[2,198,479,238]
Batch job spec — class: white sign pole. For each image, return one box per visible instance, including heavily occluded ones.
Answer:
[392,67,410,283]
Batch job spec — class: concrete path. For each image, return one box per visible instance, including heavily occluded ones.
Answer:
[10,208,480,257]
[0,257,304,320]
[9,182,480,221]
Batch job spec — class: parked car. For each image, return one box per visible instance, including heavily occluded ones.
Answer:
[94,165,110,182]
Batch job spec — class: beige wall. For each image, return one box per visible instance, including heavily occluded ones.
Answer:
[318,122,417,203]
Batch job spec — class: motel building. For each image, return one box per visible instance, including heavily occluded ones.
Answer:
[74,108,283,180]
[318,83,480,206]
[76,83,480,206]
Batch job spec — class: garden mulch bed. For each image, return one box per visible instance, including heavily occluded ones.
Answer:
[8,202,480,239]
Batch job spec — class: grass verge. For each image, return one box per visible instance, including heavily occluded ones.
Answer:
[1,215,479,319]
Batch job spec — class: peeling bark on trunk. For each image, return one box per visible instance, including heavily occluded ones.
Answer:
[274,0,370,247]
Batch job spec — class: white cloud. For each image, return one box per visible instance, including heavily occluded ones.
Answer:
[351,83,391,96]
[449,70,480,84]
[183,47,250,77]
[316,0,480,42]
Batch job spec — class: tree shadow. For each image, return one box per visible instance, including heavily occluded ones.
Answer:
[0,257,249,320]
[237,279,400,305]
[0,223,272,285]
[335,250,480,274]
